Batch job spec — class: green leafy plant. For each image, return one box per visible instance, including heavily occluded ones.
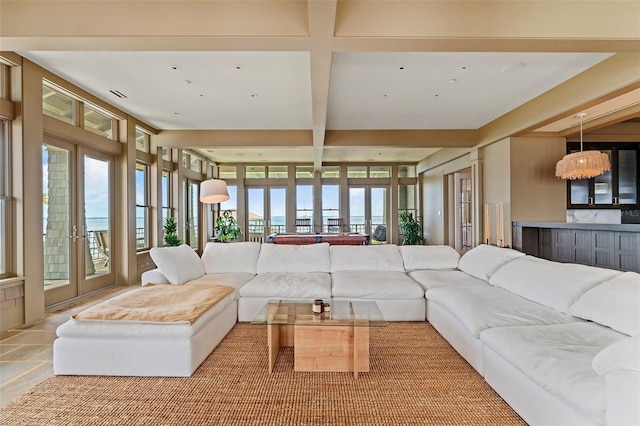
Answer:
[163,217,182,247]
[215,210,242,242]
[399,211,423,245]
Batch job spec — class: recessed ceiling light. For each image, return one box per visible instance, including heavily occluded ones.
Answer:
[383,94,388,98]
[250,93,258,98]
[171,66,180,71]
[399,66,405,70]
[173,112,180,115]
[503,62,527,73]
[199,94,205,97]
[434,94,440,97]
[184,80,192,85]
[448,78,457,84]
[461,65,471,71]
[235,66,242,70]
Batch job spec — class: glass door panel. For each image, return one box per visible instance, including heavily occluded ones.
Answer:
[247,188,266,243]
[269,188,286,235]
[80,149,115,294]
[618,150,637,205]
[370,187,388,244]
[184,181,200,250]
[349,187,365,234]
[594,150,613,204]
[43,143,76,305]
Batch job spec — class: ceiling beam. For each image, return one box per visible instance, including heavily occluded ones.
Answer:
[308,0,337,170]
[325,130,478,148]
[155,130,312,148]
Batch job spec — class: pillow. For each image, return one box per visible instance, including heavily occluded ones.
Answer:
[570,272,640,336]
[457,244,524,281]
[330,245,405,273]
[592,336,640,375]
[399,245,460,271]
[149,244,205,285]
[490,256,621,314]
[201,241,261,274]
[256,243,330,273]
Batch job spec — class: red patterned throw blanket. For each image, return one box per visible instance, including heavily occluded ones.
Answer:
[72,284,235,325]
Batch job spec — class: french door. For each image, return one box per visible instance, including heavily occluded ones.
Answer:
[349,186,389,244]
[246,186,287,242]
[43,139,115,306]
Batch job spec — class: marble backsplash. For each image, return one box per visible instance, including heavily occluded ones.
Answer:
[567,209,622,224]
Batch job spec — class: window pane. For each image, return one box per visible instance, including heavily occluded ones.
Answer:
[370,165,390,178]
[190,156,202,173]
[43,83,75,125]
[270,188,286,234]
[268,166,288,179]
[594,150,612,204]
[162,148,171,161]
[322,184,339,231]
[84,104,114,139]
[349,187,365,232]
[570,179,589,205]
[135,163,147,205]
[347,166,367,178]
[245,166,266,179]
[399,184,416,210]
[135,128,149,152]
[321,166,339,178]
[220,185,237,212]
[135,163,149,249]
[161,171,171,209]
[398,165,416,178]
[219,166,237,179]
[296,185,313,231]
[296,166,314,179]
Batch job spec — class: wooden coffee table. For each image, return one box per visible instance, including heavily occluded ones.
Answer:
[252,299,387,378]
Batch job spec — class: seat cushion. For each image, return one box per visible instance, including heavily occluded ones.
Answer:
[456,244,524,281]
[570,271,640,336]
[408,269,486,291]
[186,272,255,292]
[257,243,330,273]
[201,242,261,274]
[489,256,622,314]
[481,322,627,425]
[331,270,424,299]
[426,285,579,338]
[239,272,331,299]
[330,245,405,273]
[399,245,460,271]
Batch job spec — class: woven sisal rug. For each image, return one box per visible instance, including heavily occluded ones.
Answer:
[1,322,525,425]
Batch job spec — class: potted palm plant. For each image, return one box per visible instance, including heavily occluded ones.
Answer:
[215,210,242,242]
[399,211,423,245]
[163,217,182,246]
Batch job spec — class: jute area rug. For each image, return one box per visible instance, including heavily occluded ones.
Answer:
[2,322,525,426]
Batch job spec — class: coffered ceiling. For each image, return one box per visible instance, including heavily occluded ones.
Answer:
[2,0,639,167]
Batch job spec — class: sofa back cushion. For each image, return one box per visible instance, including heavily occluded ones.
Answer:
[489,256,622,314]
[149,244,205,285]
[201,241,261,274]
[457,244,524,281]
[399,245,460,271]
[256,242,330,273]
[330,244,404,273]
[570,272,640,336]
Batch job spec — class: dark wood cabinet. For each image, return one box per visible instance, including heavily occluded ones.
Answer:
[513,222,640,273]
[567,143,639,209]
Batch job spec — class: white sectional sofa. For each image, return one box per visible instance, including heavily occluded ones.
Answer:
[57,241,639,425]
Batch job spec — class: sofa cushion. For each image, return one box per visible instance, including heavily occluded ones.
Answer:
[331,270,424,299]
[456,244,524,281]
[570,271,640,336]
[330,245,405,273]
[256,243,330,273]
[399,245,460,271]
[592,336,640,375]
[149,244,205,285]
[186,272,255,291]
[489,256,622,314]
[201,242,261,274]
[481,322,626,425]
[426,285,579,338]
[238,272,331,299]
[408,270,486,291]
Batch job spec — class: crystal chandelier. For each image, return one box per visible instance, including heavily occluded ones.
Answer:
[555,113,611,180]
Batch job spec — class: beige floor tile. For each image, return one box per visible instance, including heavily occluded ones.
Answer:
[0,361,44,384]
[0,330,57,345]
[30,348,54,361]
[0,362,53,406]
[0,345,21,356]
[1,345,50,361]
[0,330,23,341]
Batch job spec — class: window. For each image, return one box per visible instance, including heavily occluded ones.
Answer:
[398,184,416,231]
[370,165,390,178]
[347,166,367,178]
[135,162,150,250]
[322,185,340,232]
[218,165,237,180]
[135,128,150,152]
[0,119,10,277]
[220,185,238,214]
[296,166,314,178]
[321,166,339,178]
[162,148,172,162]
[161,170,173,232]
[42,82,76,125]
[296,185,314,230]
[399,165,416,178]
[245,165,266,179]
[84,103,114,139]
[268,166,288,179]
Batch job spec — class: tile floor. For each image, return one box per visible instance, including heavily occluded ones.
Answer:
[0,286,134,407]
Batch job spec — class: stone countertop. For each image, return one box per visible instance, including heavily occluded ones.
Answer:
[513,221,640,232]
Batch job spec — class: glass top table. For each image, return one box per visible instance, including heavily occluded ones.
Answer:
[251,299,387,327]
[252,299,387,378]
